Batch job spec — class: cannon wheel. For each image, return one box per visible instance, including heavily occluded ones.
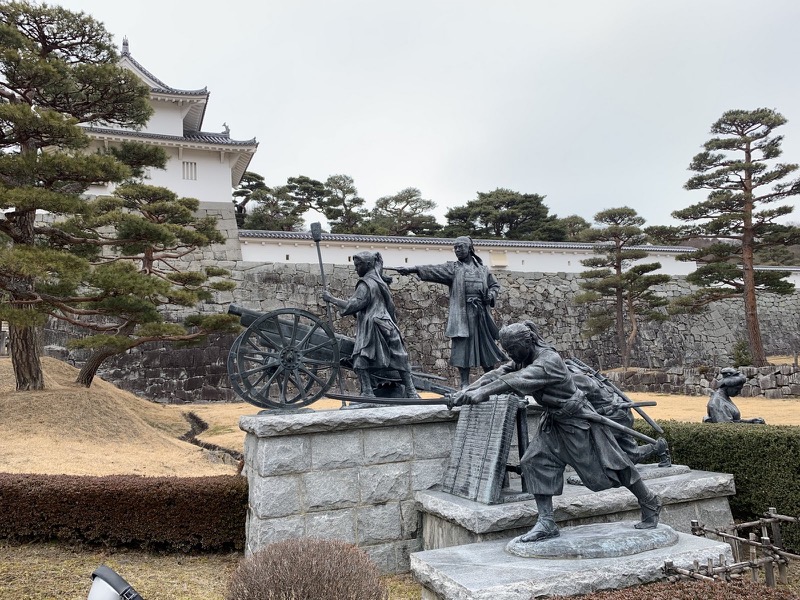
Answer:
[228,308,340,409]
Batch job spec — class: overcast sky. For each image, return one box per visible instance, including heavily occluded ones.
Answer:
[55,0,800,229]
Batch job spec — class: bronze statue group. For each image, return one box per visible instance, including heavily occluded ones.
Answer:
[321,236,759,546]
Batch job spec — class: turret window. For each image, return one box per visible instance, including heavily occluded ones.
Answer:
[182,161,197,180]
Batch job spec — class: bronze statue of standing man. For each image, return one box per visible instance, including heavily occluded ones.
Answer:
[395,236,506,388]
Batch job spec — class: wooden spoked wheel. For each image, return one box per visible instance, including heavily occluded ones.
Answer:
[227,308,339,409]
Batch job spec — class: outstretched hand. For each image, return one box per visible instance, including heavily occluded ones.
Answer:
[322,289,335,304]
[393,266,418,276]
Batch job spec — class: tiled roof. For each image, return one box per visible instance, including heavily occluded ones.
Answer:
[84,126,257,147]
[238,230,696,253]
[121,47,208,96]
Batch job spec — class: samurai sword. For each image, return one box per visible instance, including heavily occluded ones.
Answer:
[567,357,664,435]
[526,402,659,445]
[324,391,454,409]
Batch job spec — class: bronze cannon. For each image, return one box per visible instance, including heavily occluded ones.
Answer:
[226,304,456,410]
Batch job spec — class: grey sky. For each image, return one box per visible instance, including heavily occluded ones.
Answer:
[56,0,800,229]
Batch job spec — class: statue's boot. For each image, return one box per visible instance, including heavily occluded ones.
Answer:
[459,368,470,390]
[401,371,421,399]
[629,479,662,529]
[633,437,671,467]
[519,495,560,543]
[341,369,382,409]
[655,438,672,467]
[356,369,376,398]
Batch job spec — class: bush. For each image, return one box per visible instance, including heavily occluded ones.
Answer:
[635,420,800,550]
[0,473,247,551]
[226,538,388,600]
[732,339,753,367]
[556,579,800,599]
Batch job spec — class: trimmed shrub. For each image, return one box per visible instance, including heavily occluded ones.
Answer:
[0,473,247,551]
[635,420,800,550]
[226,538,388,600]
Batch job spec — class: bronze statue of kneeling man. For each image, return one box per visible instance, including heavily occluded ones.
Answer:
[704,367,765,424]
[452,321,661,543]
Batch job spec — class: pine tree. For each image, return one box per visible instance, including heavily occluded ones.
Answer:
[646,108,800,367]
[0,3,239,389]
[242,185,306,231]
[61,183,239,386]
[441,188,566,241]
[575,207,670,368]
[322,174,368,233]
[0,2,154,389]
[362,187,441,236]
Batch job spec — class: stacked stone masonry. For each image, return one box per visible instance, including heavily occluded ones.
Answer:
[44,261,800,403]
[239,406,459,574]
[605,364,800,398]
[240,405,737,577]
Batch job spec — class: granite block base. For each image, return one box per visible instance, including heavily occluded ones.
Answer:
[417,467,735,551]
[411,529,733,599]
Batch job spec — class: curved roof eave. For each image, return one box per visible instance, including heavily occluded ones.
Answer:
[83,126,258,149]
[120,52,210,131]
[232,152,256,187]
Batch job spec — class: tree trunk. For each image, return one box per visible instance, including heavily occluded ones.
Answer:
[8,198,45,389]
[741,151,768,368]
[76,324,136,387]
[75,347,118,387]
[743,283,767,366]
[623,296,638,370]
[615,260,626,368]
[10,321,43,390]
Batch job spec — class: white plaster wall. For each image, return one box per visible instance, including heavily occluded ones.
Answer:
[141,99,185,136]
[238,237,700,276]
[84,144,233,205]
[149,147,232,202]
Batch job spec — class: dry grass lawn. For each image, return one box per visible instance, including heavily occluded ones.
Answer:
[2,356,800,600]
[2,356,798,474]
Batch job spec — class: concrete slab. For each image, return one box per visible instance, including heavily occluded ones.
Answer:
[411,528,733,599]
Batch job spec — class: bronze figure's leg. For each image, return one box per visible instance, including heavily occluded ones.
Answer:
[459,367,471,389]
[628,479,662,529]
[401,371,421,398]
[519,495,560,542]
[355,368,376,397]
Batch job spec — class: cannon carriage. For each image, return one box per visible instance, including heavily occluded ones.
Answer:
[227,304,456,409]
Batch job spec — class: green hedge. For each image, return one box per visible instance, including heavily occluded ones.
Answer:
[635,420,800,550]
[0,473,248,551]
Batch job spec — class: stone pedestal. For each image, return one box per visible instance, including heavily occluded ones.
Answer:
[416,466,735,550]
[240,405,459,574]
[411,525,733,599]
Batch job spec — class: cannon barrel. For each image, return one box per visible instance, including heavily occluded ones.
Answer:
[228,304,264,328]
[229,304,357,356]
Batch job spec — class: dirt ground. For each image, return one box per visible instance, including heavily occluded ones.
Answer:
[1,356,797,475]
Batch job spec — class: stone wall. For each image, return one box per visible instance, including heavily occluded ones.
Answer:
[228,262,800,374]
[239,406,458,574]
[44,261,800,403]
[606,364,800,398]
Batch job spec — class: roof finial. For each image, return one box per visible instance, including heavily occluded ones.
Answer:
[222,122,230,136]
[122,36,129,55]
